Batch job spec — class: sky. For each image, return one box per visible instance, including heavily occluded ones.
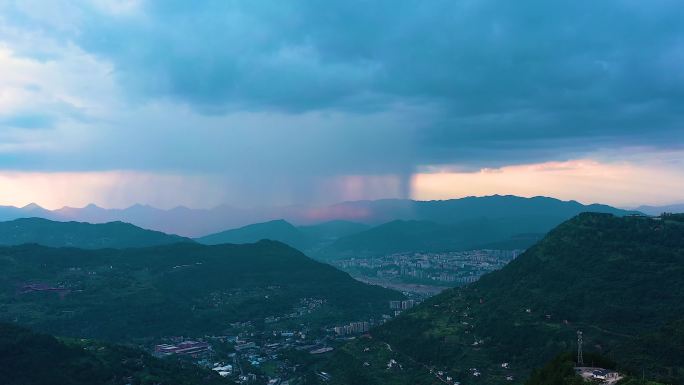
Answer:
[1,0,683,209]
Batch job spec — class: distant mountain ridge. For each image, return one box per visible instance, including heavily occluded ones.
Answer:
[636,203,684,216]
[197,219,313,249]
[0,217,191,249]
[324,195,636,224]
[322,219,542,257]
[317,196,639,258]
[0,195,641,237]
[196,219,370,250]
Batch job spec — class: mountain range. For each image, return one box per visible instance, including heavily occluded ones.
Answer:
[324,213,684,385]
[0,204,682,384]
[0,195,641,237]
[0,217,191,249]
[320,218,543,258]
[0,240,401,341]
[635,203,684,216]
[194,196,638,259]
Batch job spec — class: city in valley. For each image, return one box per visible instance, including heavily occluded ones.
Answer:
[333,250,521,297]
[139,249,521,384]
[147,297,418,384]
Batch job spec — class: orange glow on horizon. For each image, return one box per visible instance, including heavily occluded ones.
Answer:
[411,159,684,207]
[0,170,225,210]
[1,159,684,211]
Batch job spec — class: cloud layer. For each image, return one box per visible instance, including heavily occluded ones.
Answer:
[0,0,683,206]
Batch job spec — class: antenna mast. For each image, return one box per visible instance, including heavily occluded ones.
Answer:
[577,330,584,366]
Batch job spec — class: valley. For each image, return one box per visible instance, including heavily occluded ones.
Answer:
[3,3,682,384]
[333,249,520,297]
[0,207,682,385]
[321,213,684,385]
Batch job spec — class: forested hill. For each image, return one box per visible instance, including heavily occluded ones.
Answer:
[196,219,312,249]
[0,322,230,385]
[322,219,541,257]
[318,196,638,259]
[196,219,370,251]
[0,217,191,249]
[326,213,684,385]
[0,240,401,341]
[0,196,637,238]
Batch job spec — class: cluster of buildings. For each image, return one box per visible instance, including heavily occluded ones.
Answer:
[146,292,391,384]
[333,321,370,336]
[155,332,297,384]
[211,363,233,377]
[20,282,72,299]
[265,298,327,324]
[150,319,342,384]
[576,367,622,384]
[238,374,258,383]
[235,341,257,352]
[389,299,420,316]
[334,249,520,288]
[434,369,461,384]
[389,299,416,310]
[154,340,211,357]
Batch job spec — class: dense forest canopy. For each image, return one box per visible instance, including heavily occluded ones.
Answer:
[0,322,230,385]
[0,240,401,341]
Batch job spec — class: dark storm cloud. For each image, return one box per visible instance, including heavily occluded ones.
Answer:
[69,0,684,166]
[1,0,683,183]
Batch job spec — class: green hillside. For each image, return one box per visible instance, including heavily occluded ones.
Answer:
[524,352,666,385]
[525,352,613,385]
[298,220,370,241]
[321,219,541,258]
[0,241,401,341]
[0,217,191,249]
[0,322,229,385]
[323,213,684,385]
[314,196,638,259]
[322,195,636,225]
[194,196,637,260]
[409,195,636,224]
[197,219,370,251]
[196,219,313,249]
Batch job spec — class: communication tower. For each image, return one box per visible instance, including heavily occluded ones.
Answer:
[577,330,584,366]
